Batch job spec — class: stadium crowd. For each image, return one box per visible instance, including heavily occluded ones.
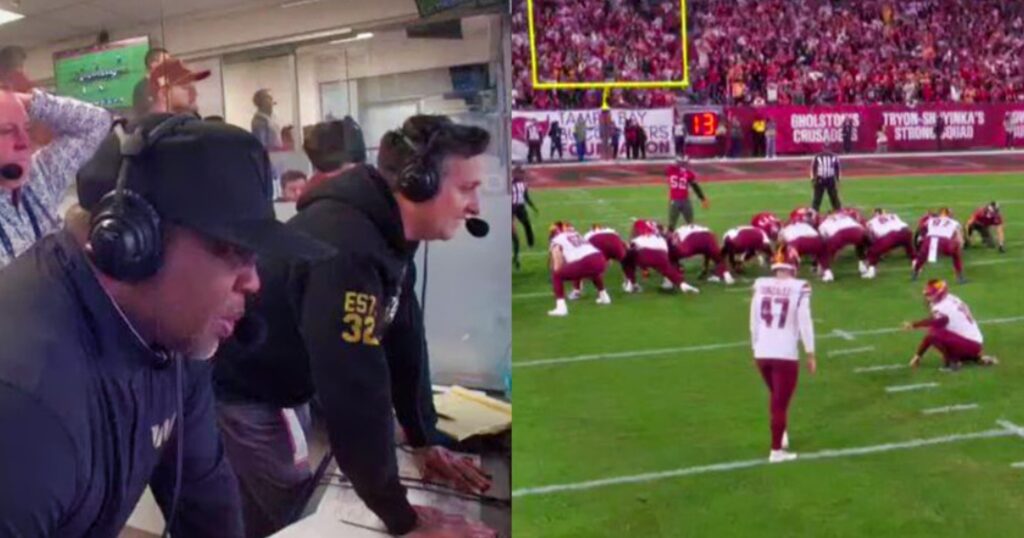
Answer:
[513,0,1024,109]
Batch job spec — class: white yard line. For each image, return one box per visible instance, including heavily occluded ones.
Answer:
[1011,462,1024,469]
[512,424,1016,498]
[514,316,1024,368]
[996,420,1024,440]
[922,404,979,415]
[827,346,875,358]
[854,364,906,373]
[832,330,856,341]
[886,382,940,393]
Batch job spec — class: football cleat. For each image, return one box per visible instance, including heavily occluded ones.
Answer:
[708,275,722,283]
[661,277,674,290]
[769,450,798,463]
[596,290,612,305]
[861,266,876,279]
[567,289,582,301]
[981,355,999,366]
[821,269,835,282]
[548,299,568,317]
[724,271,735,285]
[858,260,868,274]
[679,282,701,294]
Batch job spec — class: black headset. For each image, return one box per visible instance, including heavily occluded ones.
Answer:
[396,127,444,203]
[88,114,198,282]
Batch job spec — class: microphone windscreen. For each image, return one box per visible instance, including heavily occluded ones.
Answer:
[232,313,268,352]
[466,217,489,238]
[0,163,23,181]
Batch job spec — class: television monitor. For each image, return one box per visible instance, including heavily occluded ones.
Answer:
[53,36,150,110]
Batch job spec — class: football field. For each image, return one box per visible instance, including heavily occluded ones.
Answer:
[512,169,1024,537]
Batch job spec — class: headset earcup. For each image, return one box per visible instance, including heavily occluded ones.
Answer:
[398,158,435,203]
[88,190,162,281]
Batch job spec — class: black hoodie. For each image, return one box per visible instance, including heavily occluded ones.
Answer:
[213,165,436,534]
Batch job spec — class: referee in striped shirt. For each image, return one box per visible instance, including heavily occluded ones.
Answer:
[512,164,537,268]
[810,145,842,212]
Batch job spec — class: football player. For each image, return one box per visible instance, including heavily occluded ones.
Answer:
[914,209,937,249]
[965,201,1005,253]
[548,221,610,316]
[751,211,783,242]
[818,209,870,278]
[904,279,998,370]
[912,207,965,283]
[721,224,774,274]
[666,155,709,229]
[569,224,629,299]
[669,223,735,285]
[862,208,915,279]
[788,206,820,228]
[780,211,832,281]
[750,247,817,463]
[623,218,700,294]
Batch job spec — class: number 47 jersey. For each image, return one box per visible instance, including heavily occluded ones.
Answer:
[750,277,816,360]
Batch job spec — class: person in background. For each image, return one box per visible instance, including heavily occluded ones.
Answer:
[728,116,743,158]
[765,118,778,159]
[0,89,110,268]
[611,121,621,159]
[876,126,888,153]
[132,47,170,118]
[636,122,648,160]
[934,115,946,151]
[1004,112,1015,149]
[548,120,563,160]
[298,116,367,197]
[752,117,766,157]
[624,119,637,159]
[673,115,687,157]
[251,88,283,150]
[278,170,308,202]
[513,163,538,249]
[526,120,542,163]
[574,116,587,162]
[841,117,854,153]
[0,46,31,92]
[148,58,209,115]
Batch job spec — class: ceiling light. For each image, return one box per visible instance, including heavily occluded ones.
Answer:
[0,8,24,26]
[329,32,374,45]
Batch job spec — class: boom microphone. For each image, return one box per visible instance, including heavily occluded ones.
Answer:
[0,163,23,181]
[466,217,489,238]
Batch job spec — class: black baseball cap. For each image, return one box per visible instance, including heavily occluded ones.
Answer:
[77,114,334,261]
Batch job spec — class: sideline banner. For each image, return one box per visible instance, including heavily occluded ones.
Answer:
[510,108,675,162]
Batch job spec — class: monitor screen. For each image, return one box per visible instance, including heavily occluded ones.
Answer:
[53,36,150,110]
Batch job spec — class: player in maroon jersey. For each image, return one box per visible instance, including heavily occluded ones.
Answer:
[779,217,831,280]
[818,209,870,277]
[788,207,820,228]
[568,224,629,299]
[721,224,774,274]
[668,223,735,284]
[751,211,782,241]
[965,201,1005,252]
[623,218,699,294]
[914,210,937,249]
[548,221,610,316]
[861,208,916,279]
[913,208,966,283]
[666,155,709,229]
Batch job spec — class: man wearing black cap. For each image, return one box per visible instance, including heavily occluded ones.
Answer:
[213,115,495,537]
[0,114,332,537]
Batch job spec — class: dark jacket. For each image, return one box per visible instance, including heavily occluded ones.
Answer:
[213,165,436,535]
[0,232,242,537]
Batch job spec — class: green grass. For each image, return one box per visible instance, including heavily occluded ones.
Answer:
[512,173,1024,537]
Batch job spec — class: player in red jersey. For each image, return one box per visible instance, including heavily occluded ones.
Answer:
[965,201,1005,252]
[818,209,870,278]
[668,223,735,285]
[666,155,709,229]
[548,221,610,316]
[779,217,831,281]
[862,208,915,279]
[903,279,998,371]
[912,207,966,283]
[721,224,774,273]
[914,210,937,249]
[751,211,782,241]
[623,218,699,294]
[788,207,820,228]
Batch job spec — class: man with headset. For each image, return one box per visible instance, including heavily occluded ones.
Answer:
[212,115,495,537]
[0,114,333,536]
[0,88,111,268]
